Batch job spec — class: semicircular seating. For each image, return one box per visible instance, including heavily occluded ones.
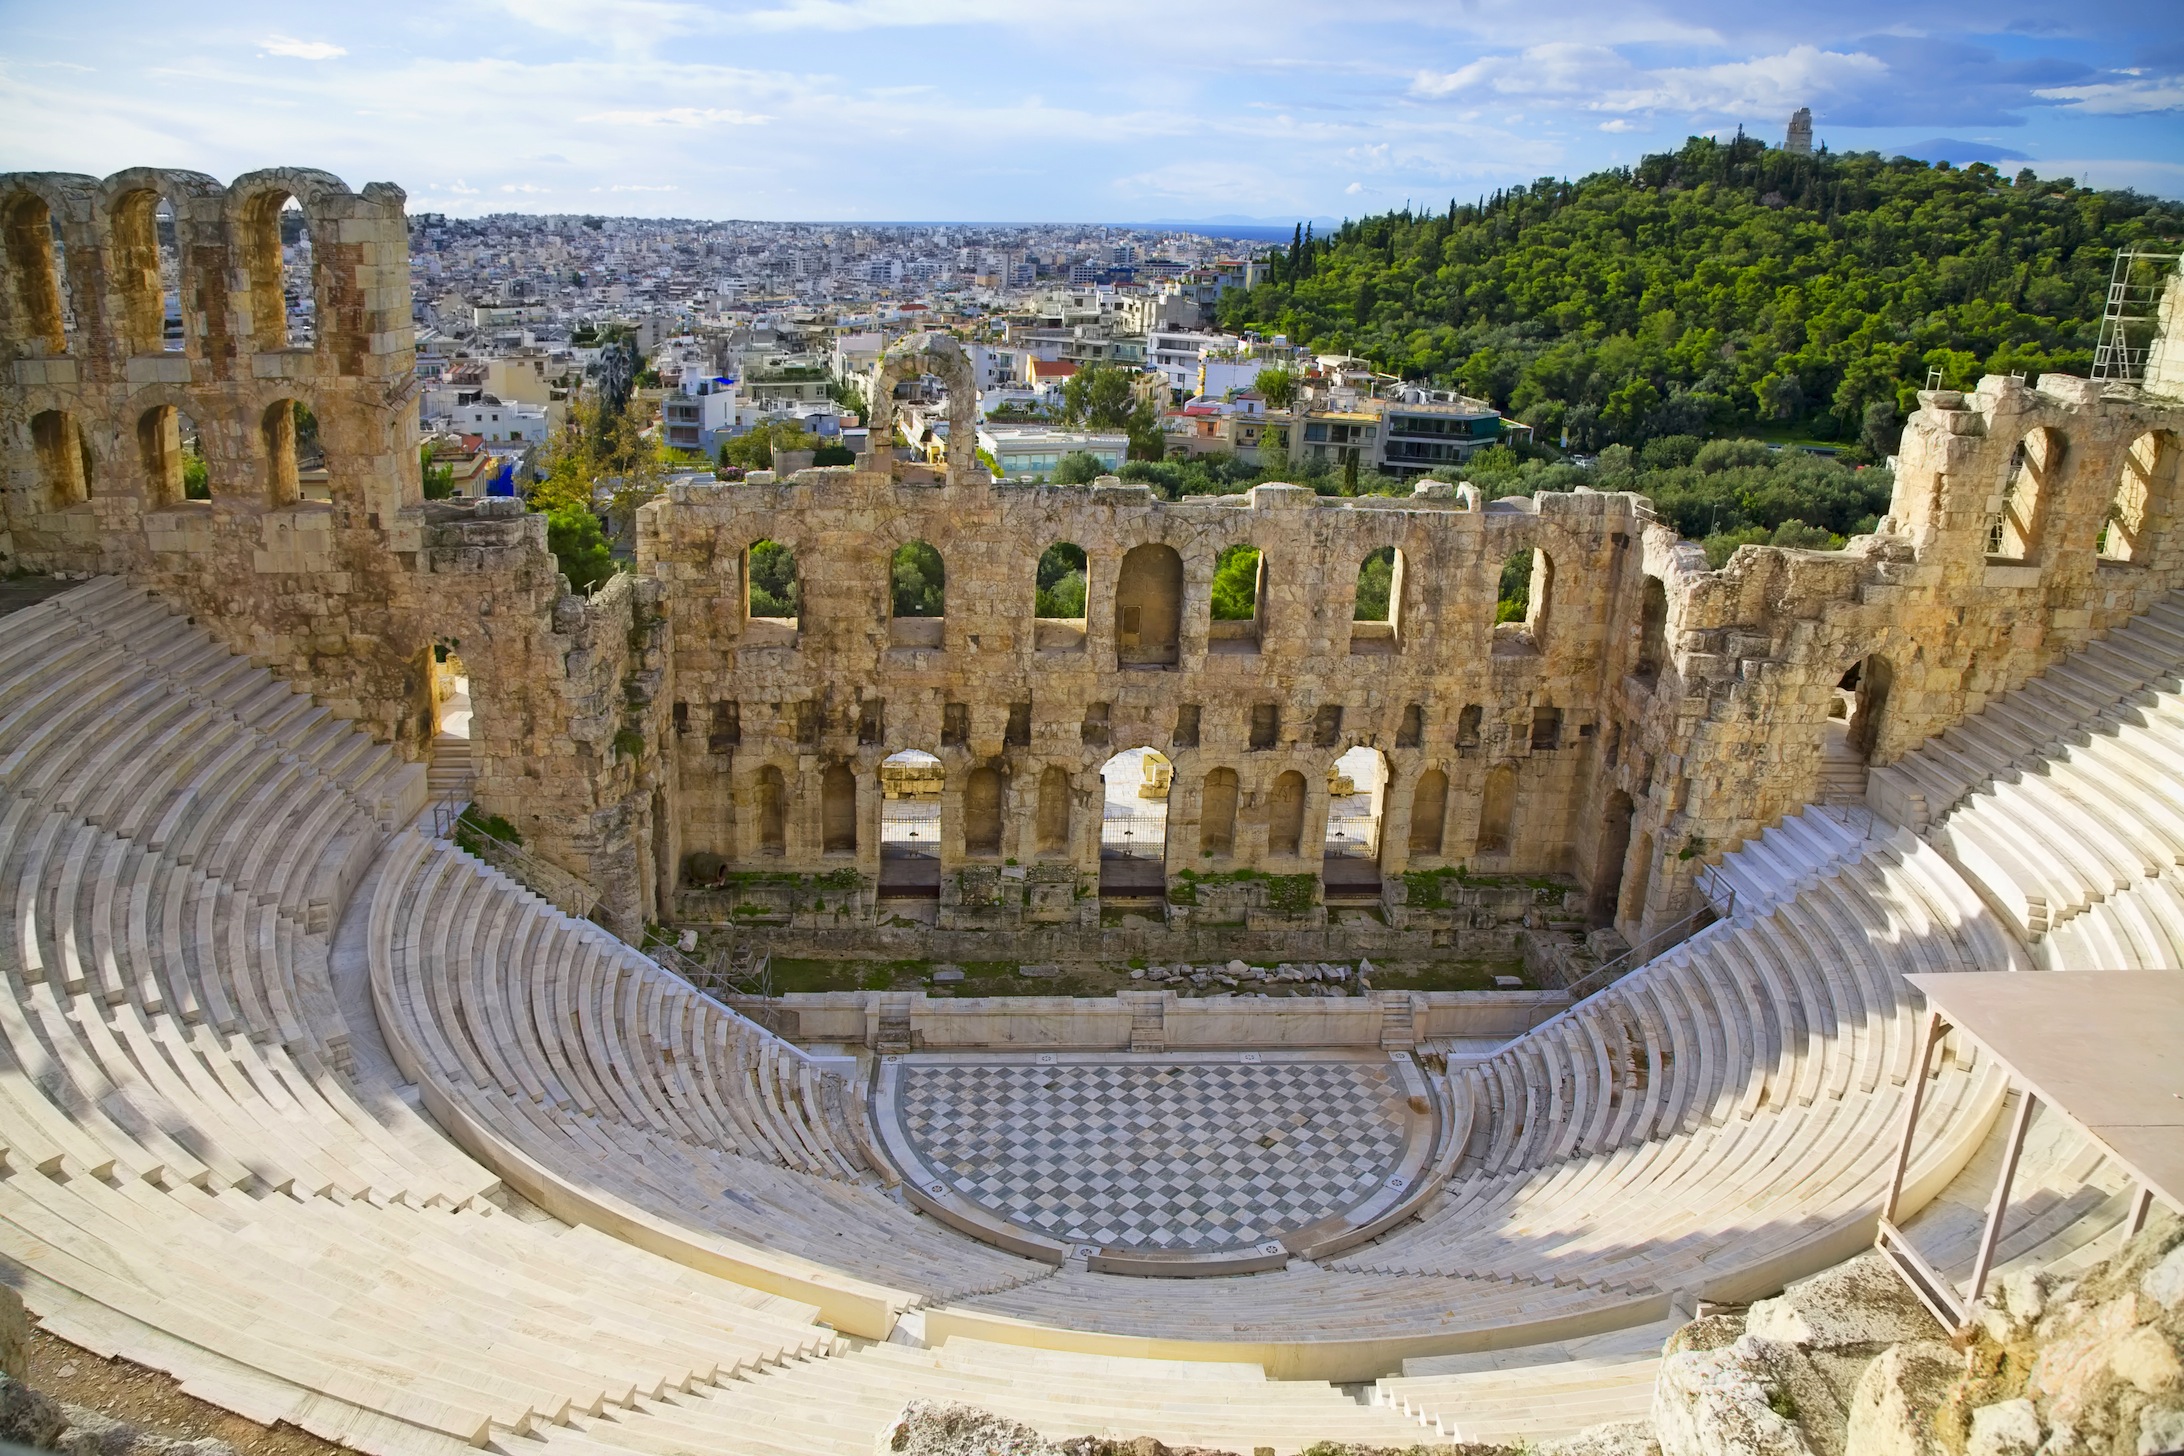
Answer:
[0,574,2165,1455]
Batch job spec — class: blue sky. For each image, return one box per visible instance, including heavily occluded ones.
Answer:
[2,0,2180,219]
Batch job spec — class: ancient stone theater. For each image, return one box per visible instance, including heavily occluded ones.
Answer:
[0,166,2180,1455]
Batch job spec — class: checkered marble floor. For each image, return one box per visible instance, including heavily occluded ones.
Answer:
[893,1055,1410,1252]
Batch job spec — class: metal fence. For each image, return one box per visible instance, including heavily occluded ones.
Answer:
[1100,809,1169,859]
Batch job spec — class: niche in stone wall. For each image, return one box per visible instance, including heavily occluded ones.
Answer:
[1456,704,1483,749]
[1200,767,1239,856]
[30,409,89,511]
[2,190,72,355]
[890,540,946,648]
[1408,768,1448,857]
[1591,790,1636,926]
[1209,543,1263,654]
[1397,704,1424,749]
[136,403,210,507]
[1034,541,1088,652]
[821,763,858,854]
[1478,763,1517,854]
[753,764,788,857]
[1267,770,1307,857]
[1036,766,1071,855]
[1350,546,1403,655]
[964,763,1005,855]
[1115,543,1183,668]
[2100,431,2173,563]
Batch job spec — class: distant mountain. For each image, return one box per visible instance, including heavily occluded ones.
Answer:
[1888,138,2033,165]
[1115,217,1341,242]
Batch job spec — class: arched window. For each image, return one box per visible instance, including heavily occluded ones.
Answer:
[137,404,208,507]
[879,749,942,894]
[1034,541,1087,652]
[1209,542,1262,654]
[1989,428,2062,561]
[240,190,316,351]
[1035,541,1087,619]
[1636,576,1668,679]
[753,765,787,857]
[111,190,190,355]
[30,410,88,510]
[1478,764,1517,854]
[890,540,944,647]
[748,539,800,623]
[1115,543,1182,667]
[821,764,857,854]
[1408,769,1448,856]
[1036,765,1072,854]
[3,192,70,355]
[1268,770,1306,857]
[1351,546,1403,654]
[964,763,1005,855]
[2100,431,2172,563]
[1199,767,1238,856]
[1496,547,1553,644]
[261,399,305,506]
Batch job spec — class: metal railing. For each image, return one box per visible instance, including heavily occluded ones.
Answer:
[1100,809,1169,859]
[440,797,603,922]
[640,925,776,999]
[1561,883,1737,1003]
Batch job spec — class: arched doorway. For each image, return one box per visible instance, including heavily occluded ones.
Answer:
[1099,747,1171,899]
[1591,790,1635,927]
[1323,745,1387,900]
[879,749,942,897]
[1822,653,1892,800]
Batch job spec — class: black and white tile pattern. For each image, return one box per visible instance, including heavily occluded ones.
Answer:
[895,1057,1408,1251]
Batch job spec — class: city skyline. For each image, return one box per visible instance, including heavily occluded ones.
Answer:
[0,0,2179,218]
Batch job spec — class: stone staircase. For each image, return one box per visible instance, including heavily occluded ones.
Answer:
[427,732,472,803]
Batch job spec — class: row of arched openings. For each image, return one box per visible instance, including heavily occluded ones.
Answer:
[1989,427,2178,566]
[26,400,320,511]
[4,184,316,358]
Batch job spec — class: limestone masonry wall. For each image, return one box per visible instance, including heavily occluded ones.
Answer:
[5,166,2182,944]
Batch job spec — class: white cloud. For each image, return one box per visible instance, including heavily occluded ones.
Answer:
[578,106,772,126]
[2035,76,2184,115]
[260,36,347,60]
[1599,118,1637,132]
[1345,181,1364,194]
[1413,41,1887,119]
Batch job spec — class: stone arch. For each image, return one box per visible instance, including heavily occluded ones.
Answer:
[101,168,221,357]
[1115,542,1182,667]
[30,408,88,509]
[1324,744,1386,859]
[1408,768,1449,857]
[752,763,788,857]
[1267,769,1307,857]
[868,330,981,485]
[2100,430,2174,563]
[1,189,69,355]
[1199,767,1239,856]
[820,763,858,854]
[1990,425,2064,561]
[1845,652,1894,764]
[1350,545,1404,654]
[1496,546,1552,646]
[1209,540,1264,653]
[963,761,1006,855]
[228,169,354,357]
[1478,763,1517,854]
[1636,576,1668,678]
[1035,765,1072,855]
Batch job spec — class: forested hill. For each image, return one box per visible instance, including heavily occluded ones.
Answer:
[1217,135,2184,455]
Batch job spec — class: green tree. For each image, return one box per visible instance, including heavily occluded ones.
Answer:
[748,539,799,617]
[1060,364,1139,429]
[1210,544,1261,621]
[182,440,210,500]
[545,506,613,592]
[420,443,455,500]
[719,420,820,471]
[891,540,946,617]
[1034,542,1087,618]
[1253,367,1298,409]
[1054,450,1105,484]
